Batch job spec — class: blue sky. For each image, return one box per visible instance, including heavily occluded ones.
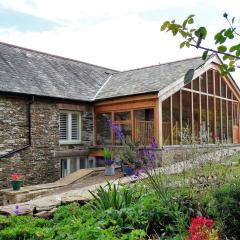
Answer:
[0,0,239,83]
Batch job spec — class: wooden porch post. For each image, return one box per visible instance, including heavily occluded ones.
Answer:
[220,77,223,143]
[232,95,234,144]
[93,108,97,146]
[111,112,114,145]
[159,99,163,147]
[131,110,134,141]
[180,90,183,144]
[154,101,159,146]
[170,95,173,145]
[213,71,216,143]
[191,81,194,139]
[206,71,209,142]
[199,77,202,142]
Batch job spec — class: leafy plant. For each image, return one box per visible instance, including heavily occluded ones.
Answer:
[160,13,240,75]
[103,148,114,165]
[90,182,134,210]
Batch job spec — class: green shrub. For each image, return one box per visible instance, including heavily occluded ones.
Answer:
[90,182,134,210]
[211,180,240,238]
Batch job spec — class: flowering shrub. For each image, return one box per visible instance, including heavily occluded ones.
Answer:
[10,173,22,181]
[187,216,220,240]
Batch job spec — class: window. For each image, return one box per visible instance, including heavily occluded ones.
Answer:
[61,157,95,177]
[59,112,81,144]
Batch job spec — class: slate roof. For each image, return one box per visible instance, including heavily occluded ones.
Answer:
[0,42,215,102]
[0,42,117,101]
[95,56,211,100]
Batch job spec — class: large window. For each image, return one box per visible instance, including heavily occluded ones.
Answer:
[59,112,81,144]
[96,108,155,146]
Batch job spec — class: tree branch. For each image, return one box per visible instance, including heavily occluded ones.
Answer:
[190,44,240,60]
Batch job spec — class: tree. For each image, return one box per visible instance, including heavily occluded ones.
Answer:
[160,13,240,75]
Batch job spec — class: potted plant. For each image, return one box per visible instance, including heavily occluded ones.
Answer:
[103,148,115,176]
[120,139,140,176]
[10,173,24,191]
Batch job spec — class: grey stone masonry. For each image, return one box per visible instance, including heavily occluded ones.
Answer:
[0,95,94,191]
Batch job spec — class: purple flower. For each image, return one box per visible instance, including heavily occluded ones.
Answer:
[105,159,114,166]
[14,205,20,215]
[107,119,124,140]
[151,137,158,149]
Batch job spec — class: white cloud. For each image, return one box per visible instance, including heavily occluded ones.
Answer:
[0,0,200,24]
[0,0,239,84]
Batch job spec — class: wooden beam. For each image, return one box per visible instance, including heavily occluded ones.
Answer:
[93,107,97,146]
[220,77,223,143]
[180,90,183,144]
[154,100,159,146]
[232,94,234,144]
[199,77,202,142]
[226,83,229,142]
[95,93,158,106]
[95,99,157,112]
[191,88,194,139]
[213,71,216,143]
[111,112,114,145]
[181,88,238,103]
[159,99,163,147]
[131,110,134,141]
[170,95,173,145]
[206,71,209,142]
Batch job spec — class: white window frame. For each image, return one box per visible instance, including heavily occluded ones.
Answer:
[59,111,82,145]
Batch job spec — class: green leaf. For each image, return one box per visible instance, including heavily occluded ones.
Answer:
[160,21,169,31]
[223,55,229,60]
[182,19,188,29]
[224,28,234,39]
[180,41,186,48]
[185,41,190,48]
[171,25,179,36]
[217,45,227,53]
[179,29,187,38]
[195,27,207,39]
[188,18,194,24]
[229,44,240,52]
[202,50,208,60]
[214,31,226,44]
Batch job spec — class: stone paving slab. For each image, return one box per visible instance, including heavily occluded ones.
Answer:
[0,167,105,205]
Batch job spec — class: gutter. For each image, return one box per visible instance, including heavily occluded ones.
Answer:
[0,96,34,159]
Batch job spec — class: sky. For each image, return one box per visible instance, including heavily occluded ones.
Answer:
[0,0,239,84]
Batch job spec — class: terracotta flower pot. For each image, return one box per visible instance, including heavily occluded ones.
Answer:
[11,180,23,191]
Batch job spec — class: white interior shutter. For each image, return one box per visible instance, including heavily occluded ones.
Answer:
[71,113,79,140]
[60,113,68,140]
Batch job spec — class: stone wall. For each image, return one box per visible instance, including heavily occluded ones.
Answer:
[0,95,94,193]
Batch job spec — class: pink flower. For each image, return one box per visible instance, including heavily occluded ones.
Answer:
[11,173,22,181]
[186,216,220,240]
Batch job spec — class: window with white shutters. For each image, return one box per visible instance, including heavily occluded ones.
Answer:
[59,112,81,144]
[60,113,68,140]
[71,114,79,140]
